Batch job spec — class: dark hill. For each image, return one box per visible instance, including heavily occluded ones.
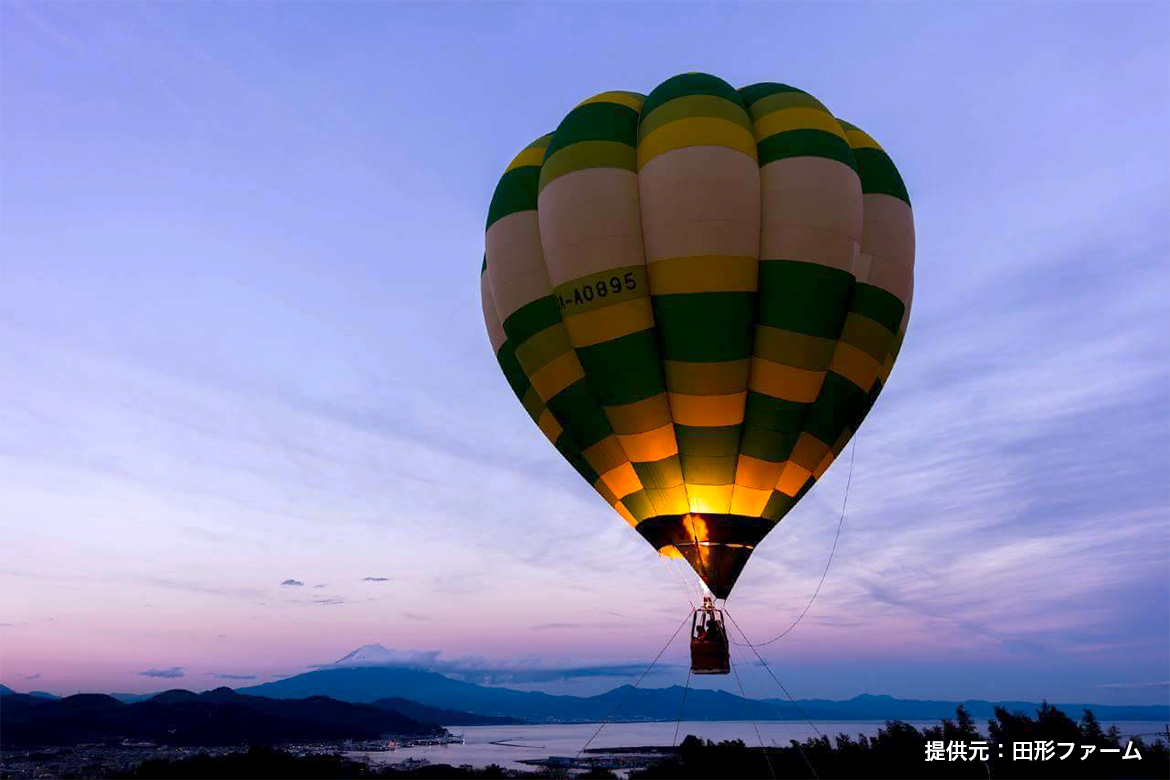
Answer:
[371,697,525,726]
[0,688,443,748]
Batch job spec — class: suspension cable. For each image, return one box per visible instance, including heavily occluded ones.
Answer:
[575,613,691,762]
[730,437,857,647]
[728,645,776,780]
[724,609,823,740]
[672,666,692,747]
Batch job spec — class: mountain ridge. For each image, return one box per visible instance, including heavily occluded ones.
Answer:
[236,667,1170,723]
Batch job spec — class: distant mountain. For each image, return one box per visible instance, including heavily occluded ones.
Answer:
[0,684,17,696]
[28,691,60,700]
[372,697,525,726]
[0,687,443,748]
[239,667,1170,724]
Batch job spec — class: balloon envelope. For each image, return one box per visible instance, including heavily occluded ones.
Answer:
[482,73,914,598]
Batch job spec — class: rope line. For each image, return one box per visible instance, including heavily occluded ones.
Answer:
[575,613,690,763]
[672,666,692,747]
[731,436,857,647]
[728,644,776,780]
[724,609,823,740]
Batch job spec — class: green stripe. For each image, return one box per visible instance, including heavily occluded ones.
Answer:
[652,292,755,362]
[495,343,530,399]
[486,166,540,229]
[744,89,829,117]
[633,455,684,489]
[801,373,868,447]
[556,433,600,485]
[622,490,656,522]
[576,330,667,406]
[753,326,837,371]
[762,489,797,521]
[639,72,745,127]
[680,454,738,485]
[739,420,799,463]
[501,296,561,347]
[758,260,852,339]
[545,101,639,160]
[853,147,910,204]
[851,284,905,334]
[545,380,614,450]
[738,82,805,107]
[674,424,740,457]
[743,391,806,432]
[758,129,857,169]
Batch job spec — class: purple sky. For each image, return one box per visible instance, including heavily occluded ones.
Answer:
[1,2,1167,705]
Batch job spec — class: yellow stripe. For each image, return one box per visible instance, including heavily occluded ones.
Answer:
[754,108,847,142]
[563,297,655,348]
[647,255,758,295]
[844,128,883,151]
[617,423,679,463]
[521,386,543,421]
[734,453,784,490]
[730,484,772,516]
[536,409,562,443]
[645,485,689,515]
[529,350,585,401]
[605,393,673,435]
[599,461,641,499]
[505,146,546,173]
[776,460,812,497]
[754,325,837,371]
[749,359,826,403]
[637,117,758,169]
[664,359,750,396]
[790,432,831,472]
[576,91,644,112]
[686,483,733,515]
[514,323,572,375]
[668,391,747,427]
[582,435,629,476]
[830,341,883,392]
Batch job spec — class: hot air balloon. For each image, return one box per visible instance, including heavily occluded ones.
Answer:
[481,73,913,674]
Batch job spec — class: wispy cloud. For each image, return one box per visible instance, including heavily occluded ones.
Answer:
[362,577,390,583]
[280,579,303,587]
[136,667,184,679]
[213,673,257,681]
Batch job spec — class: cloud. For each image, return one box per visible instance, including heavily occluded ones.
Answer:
[362,577,390,582]
[1094,681,1170,690]
[23,673,40,680]
[214,673,257,680]
[323,643,670,685]
[312,584,327,589]
[312,597,344,606]
[280,579,303,587]
[136,667,185,679]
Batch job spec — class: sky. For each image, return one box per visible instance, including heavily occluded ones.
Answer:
[1,1,1168,706]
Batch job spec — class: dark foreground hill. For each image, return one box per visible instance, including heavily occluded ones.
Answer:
[238,667,1170,724]
[371,697,524,726]
[0,687,443,748]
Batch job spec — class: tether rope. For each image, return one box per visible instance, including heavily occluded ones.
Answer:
[575,613,690,764]
[672,666,692,747]
[726,610,822,779]
[724,609,823,740]
[728,645,777,780]
[730,436,857,647]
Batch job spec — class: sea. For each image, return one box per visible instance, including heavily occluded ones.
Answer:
[347,720,1168,773]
